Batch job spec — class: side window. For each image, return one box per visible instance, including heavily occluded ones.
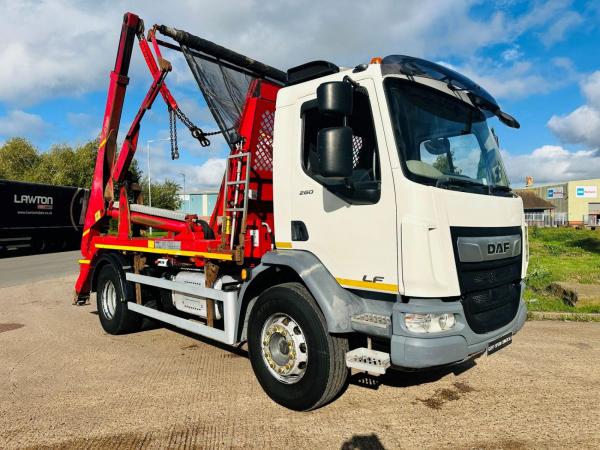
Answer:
[302,89,380,185]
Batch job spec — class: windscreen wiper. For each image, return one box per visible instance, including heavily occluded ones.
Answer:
[436,175,489,191]
[490,184,513,196]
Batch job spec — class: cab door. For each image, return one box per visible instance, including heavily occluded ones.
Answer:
[288,79,398,295]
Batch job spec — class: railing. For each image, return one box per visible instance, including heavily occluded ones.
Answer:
[524,212,567,227]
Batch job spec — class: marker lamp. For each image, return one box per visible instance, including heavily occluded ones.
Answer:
[404,313,456,333]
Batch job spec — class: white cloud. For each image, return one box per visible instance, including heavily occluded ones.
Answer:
[0,0,587,106]
[67,112,100,139]
[191,158,226,188]
[152,156,226,191]
[0,110,48,137]
[503,145,600,185]
[0,1,115,105]
[443,54,578,101]
[547,71,600,147]
[581,71,600,109]
[137,138,226,191]
[539,11,583,46]
[501,47,522,62]
[547,106,600,148]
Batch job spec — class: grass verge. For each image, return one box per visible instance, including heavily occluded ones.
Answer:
[525,227,600,314]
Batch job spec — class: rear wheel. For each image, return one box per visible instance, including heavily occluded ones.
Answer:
[96,263,142,334]
[247,282,349,410]
[31,236,47,253]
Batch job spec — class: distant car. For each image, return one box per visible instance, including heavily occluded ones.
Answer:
[0,179,88,253]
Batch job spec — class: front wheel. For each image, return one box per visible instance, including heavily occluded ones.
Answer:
[247,282,349,410]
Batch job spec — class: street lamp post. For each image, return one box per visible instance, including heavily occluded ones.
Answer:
[179,172,186,194]
[179,172,186,211]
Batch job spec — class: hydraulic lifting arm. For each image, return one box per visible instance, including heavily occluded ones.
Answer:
[74,12,283,304]
[75,12,176,300]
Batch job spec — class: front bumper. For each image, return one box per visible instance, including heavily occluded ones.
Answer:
[389,282,527,369]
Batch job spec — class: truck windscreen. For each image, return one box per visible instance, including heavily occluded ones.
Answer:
[384,78,510,195]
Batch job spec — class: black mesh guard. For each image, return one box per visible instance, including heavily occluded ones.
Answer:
[181,45,257,149]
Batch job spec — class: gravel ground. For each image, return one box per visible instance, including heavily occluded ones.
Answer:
[1,276,599,449]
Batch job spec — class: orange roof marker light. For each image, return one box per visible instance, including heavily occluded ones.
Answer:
[370,57,382,64]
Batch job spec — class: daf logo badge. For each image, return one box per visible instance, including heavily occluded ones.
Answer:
[456,234,521,262]
[487,242,510,255]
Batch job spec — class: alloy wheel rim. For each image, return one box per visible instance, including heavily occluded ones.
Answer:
[260,313,308,384]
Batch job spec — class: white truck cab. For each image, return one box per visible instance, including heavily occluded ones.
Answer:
[271,56,528,370]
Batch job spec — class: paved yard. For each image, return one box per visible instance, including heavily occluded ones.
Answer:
[1,275,599,449]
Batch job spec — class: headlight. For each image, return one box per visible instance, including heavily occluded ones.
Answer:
[404,313,456,333]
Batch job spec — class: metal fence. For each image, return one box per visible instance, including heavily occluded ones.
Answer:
[524,212,568,227]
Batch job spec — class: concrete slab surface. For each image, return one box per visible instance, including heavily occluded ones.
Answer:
[0,276,599,449]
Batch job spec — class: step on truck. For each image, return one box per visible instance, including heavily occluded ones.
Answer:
[74,12,529,411]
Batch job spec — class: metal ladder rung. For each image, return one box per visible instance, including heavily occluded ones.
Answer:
[222,151,252,250]
[228,153,250,159]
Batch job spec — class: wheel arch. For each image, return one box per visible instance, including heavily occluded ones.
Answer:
[236,250,362,341]
[91,251,134,302]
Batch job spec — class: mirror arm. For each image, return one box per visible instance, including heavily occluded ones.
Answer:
[343,75,360,89]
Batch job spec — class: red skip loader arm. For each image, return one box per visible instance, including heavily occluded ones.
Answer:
[74,12,281,304]
[75,13,180,300]
[75,13,142,300]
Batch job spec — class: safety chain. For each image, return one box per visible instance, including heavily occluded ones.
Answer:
[168,105,235,160]
[168,106,180,160]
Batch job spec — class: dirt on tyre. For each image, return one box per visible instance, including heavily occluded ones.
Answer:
[247,282,349,411]
[96,263,142,335]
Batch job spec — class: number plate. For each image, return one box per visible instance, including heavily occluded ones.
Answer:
[486,332,512,356]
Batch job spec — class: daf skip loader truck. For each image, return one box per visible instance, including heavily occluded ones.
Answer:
[74,12,528,410]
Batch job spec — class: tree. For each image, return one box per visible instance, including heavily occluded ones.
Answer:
[432,151,462,175]
[140,177,182,211]
[0,137,144,190]
[0,138,40,181]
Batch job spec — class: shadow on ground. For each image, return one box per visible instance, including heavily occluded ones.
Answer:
[341,433,385,450]
[349,358,477,391]
[568,237,600,254]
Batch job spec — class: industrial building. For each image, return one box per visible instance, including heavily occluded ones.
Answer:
[516,178,600,227]
[177,191,218,219]
[515,191,557,227]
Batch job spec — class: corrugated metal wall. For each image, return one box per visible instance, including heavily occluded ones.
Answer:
[516,183,568,214]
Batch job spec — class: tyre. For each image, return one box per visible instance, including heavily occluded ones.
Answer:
[247,282,349,410]
[96,262,142,335]
[31,236,47,253]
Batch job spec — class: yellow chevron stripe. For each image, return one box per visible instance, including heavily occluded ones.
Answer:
[94,243,233,261]
[335,277,398,293]
[82,229,90,237]
[78,259,91,265]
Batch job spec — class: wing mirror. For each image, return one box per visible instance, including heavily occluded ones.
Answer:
[317,127,353,178]
[317,81,353,116]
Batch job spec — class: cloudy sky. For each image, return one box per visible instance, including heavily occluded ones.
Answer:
[0,0,599,190]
